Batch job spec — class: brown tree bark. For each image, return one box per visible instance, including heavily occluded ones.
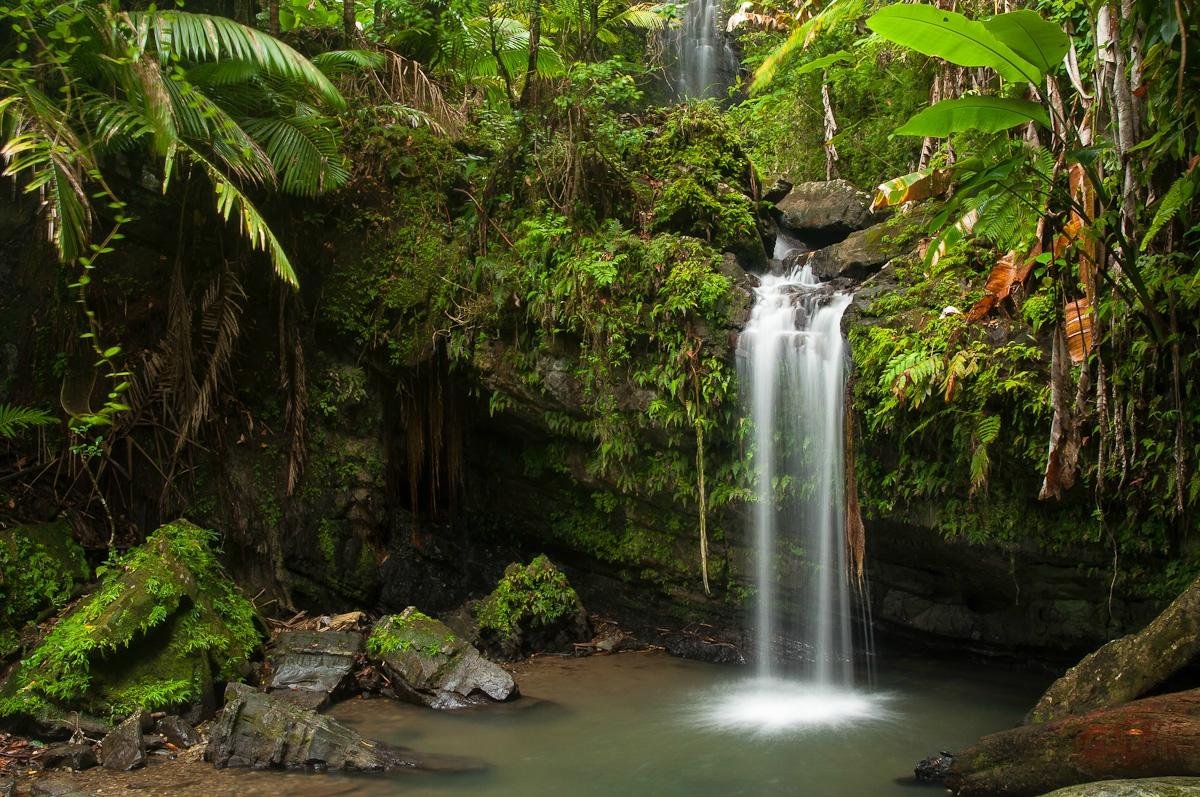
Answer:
[344,0,356,44]
[948,689,1200,797]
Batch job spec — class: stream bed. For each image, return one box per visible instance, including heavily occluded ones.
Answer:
[41,650,1048,796]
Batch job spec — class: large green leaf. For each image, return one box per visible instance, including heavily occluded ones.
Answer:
[981,10,1069,75]
[895,96,1049,137]
[867,4,1042,85]
[793,50,852,76]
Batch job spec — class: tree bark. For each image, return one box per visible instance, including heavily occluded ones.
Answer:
[948,689,1200,797]
[268,0,280,34]
[1028,576,1200,724]
[344,0,356,44]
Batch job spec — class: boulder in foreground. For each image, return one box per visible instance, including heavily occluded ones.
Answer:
[267,629,363,710]
[474,555,589,660]
[367,608,516,709]
[207,683,413,771]
[1040,778,1200,796]
[0,520,261,723]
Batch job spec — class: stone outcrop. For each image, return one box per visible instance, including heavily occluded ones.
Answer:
[947,689,1200,796]
[1028,576,1200,724]
[775,179,883,242]
[475,556,590,660]
[99,714,145,772]
[1040,779,1200,796]
[207,684,416,771]
[367,608,517,709]
[267,630,363,711]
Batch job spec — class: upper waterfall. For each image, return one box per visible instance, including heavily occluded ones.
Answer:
[670,0,738,100]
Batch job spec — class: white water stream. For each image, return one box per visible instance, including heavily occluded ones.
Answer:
[671,0,737,99]
[702,259,883,733]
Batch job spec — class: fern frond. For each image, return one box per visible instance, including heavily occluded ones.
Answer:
[1142,168,1198,251]
[0,404,56,439]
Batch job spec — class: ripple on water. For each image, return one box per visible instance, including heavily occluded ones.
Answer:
[691,678,894,736]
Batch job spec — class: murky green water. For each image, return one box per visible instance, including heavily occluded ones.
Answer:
[46,651,1046,796]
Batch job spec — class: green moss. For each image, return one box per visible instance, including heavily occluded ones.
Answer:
[367,610,454,658]
[0,519,261,720]
[0,522,91,658]
[474,555,581,636]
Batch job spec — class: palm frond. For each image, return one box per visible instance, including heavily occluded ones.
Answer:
[312,49,387,76]
[242,112,349,196]
[186,146,298,286]
[132,10,346,110]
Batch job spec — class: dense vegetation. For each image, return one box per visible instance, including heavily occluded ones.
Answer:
[0,0,1196,673]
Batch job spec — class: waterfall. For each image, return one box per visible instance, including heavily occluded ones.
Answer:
[736,263,854,685]
[672,0,737,100]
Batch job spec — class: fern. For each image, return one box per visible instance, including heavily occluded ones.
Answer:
[0,404,56,439]
[1142,168,1198,251]
[969,414,1001,495]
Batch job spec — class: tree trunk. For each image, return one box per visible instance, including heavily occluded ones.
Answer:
[1028,575,1200,724]
[268,0,280,34]
[948,689,1200,797]
[344,0,356,44]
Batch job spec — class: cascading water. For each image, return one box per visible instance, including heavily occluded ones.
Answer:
[671,0,738,100]
[694,252,888,734]
[739,264,853,684]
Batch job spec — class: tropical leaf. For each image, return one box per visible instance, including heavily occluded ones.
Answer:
[866,4,1043,85]
[0,403,55,439]
[242,113,350,196]
[750,0,866,92]
[981,10,1069,76]
[793,50,852,76]
[133,11,345,109]
[895,96,1049,137]
[1064,297,1094,364]
[1141,161,1198,251]
[871,168,953,211]
[311,49,387,76]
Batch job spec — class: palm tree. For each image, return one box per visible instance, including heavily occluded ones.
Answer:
[0,1,350,286]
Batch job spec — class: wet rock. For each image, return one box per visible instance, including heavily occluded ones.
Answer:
[155,715,200,749]
[594,631,639,653]
[267,630,363,711]
[762,178,793,204]
[39,743,97,771]
[29,780,89,797]
[368,609,517,709]
[1040,778,1200,796]
[206,683,418,771]
[475,556,591,660]
[99,713,145,771]
[914,750,955,783]
[775,180,882,242]
[660,633,745,664]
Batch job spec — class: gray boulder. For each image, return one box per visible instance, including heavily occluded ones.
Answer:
[367,608,517,710]
[155,715,200,749]
[1041,778,1200,796]
[776,179,882,240]
[267,629,363,710]
[99,713,145,771]
[39,743,97,771]
[207,683,415,771]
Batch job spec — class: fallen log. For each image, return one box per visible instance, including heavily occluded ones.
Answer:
[947,688,1200,797]
[1028,576,1200,724]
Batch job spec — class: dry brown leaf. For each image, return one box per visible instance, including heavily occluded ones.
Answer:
[1064,297,1094,364]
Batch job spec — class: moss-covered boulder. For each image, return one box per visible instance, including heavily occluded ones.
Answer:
[0,522,90,659]
[474,555,589,660]
[366,608,516,710]
[0,519,262,724]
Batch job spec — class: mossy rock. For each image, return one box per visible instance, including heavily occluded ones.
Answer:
[0,521,91,660]
[474,555,590,660]
[0,519,262,722]
[366,608,516,709]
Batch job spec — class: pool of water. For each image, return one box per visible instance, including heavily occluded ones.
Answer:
[43,651,1047,796]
